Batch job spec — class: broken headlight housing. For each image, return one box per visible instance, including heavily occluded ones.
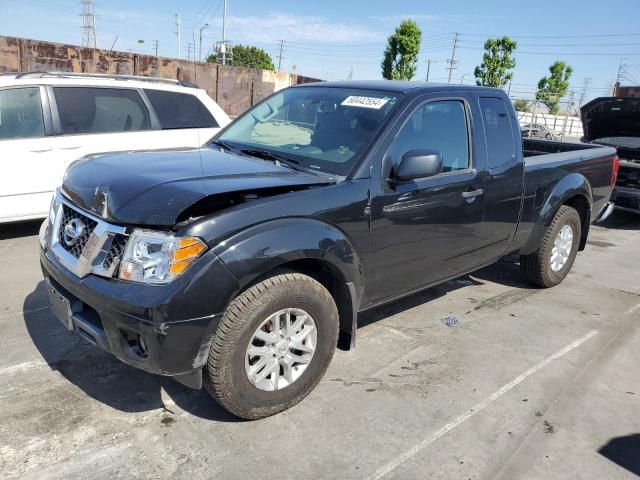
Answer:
[118,230,207,284]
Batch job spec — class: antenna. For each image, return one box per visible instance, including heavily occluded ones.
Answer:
[81,0,97,49]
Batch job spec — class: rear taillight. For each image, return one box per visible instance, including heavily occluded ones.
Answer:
[611,155,620,188]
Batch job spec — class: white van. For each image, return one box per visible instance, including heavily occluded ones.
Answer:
[0,72,230,223]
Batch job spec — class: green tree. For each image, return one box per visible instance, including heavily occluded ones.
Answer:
[474,36,517,88]
[536,61,573,115]
[207,45,275,70]
[381,20,422,80]
[513,99,530,112]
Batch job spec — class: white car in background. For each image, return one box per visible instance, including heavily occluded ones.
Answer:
[0,72,230,223]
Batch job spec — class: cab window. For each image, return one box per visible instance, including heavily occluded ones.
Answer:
[387,100,470,173]
[480,97,516,170]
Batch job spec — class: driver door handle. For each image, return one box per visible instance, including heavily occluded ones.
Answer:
[462,189,484,199]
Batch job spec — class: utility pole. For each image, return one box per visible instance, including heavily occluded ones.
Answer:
[80,0,97,48]
[346,66,353,80]
[277,40,285,71]
[175,13,181,60]
[222,0,228,65]
[446,33,459,84]
[578,77,592,107]
[425,59,432,82]
[152,40,159,57]
[186,42,192,62]
[199,23,209,62]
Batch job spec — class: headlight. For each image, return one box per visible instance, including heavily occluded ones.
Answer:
[118,230,207,284]
[48,191,60,225]
[40,193,60,249]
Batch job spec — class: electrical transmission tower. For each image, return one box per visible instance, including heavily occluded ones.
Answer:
[578,77,592,107]
[81,0,97,48]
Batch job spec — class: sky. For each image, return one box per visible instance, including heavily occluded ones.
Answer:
[2,0,640,105]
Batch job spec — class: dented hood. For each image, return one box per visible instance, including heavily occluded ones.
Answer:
[580,97,640,142]
[61,148,333,226]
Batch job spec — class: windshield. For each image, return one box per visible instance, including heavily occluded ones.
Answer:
[214,87,401,176]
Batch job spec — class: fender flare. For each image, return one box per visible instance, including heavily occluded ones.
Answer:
[521,173,593,255]
[212,218,364,349]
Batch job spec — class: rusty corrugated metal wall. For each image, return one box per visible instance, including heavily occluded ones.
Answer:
[0,36,320,116]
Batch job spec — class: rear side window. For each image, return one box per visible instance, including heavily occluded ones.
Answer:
[0,87,45,140]
[53,87,151,134]
[387,100,470,172]
[480,97,516,169]
[144,90,218,129]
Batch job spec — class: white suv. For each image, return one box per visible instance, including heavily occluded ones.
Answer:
[0,72,230,223]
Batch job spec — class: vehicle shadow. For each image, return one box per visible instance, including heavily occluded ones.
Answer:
[24,257,530,422]
[0,219,42,240]
[598,434,640,476]
[598,211,639,231]
[359,256,531,327]
[23,281,243,423]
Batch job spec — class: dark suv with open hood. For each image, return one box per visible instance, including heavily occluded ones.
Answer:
[581,97,640,214]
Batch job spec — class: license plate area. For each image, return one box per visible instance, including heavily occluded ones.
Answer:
[46,279,81,331]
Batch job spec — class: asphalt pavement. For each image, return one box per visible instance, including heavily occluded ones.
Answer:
[1,212,639,479]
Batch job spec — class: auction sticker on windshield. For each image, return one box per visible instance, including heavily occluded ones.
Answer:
[341,96,389,109]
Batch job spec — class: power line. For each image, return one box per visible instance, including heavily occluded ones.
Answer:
[459,32,640,39]
[458,46,640,56]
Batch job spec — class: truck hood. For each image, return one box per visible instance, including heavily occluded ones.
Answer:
[580,97,640,143]
[61,148,334,226]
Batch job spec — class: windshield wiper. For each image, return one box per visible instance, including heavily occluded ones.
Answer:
[239,148,307,172]
[209,139,237,152]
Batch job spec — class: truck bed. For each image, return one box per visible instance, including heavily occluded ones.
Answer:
[511,138,617,255]
[523,138,603,158]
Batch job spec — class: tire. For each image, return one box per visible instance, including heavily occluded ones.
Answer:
[204,272,339,420]
[521,205,582,288]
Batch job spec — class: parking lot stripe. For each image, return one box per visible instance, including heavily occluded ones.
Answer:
[366,329,599,480]
[625,302,640,315]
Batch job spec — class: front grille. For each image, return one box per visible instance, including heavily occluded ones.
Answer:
[57,204,98,258]
[103,234,128,269]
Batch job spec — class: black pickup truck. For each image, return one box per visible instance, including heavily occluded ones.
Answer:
[39,81,617,419]
[581,96,639,214]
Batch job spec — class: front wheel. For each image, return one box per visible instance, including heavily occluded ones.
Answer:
[521,205,581,288]
[204,272,339,419]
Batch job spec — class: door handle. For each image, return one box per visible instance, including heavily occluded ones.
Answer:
[462,189,484,199]
[60,146,81,150]
[30,148,52,153]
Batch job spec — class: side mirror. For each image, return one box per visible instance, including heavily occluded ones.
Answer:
[392,149,443,183]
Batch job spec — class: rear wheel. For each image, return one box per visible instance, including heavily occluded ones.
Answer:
[521,205,581,288]
[204,272,339,419]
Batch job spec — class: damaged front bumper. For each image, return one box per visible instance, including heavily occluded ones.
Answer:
[39,244,239,390]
